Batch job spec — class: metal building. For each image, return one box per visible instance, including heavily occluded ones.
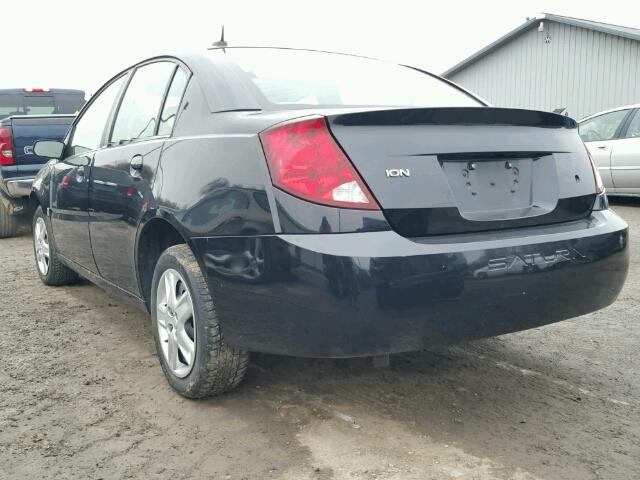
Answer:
[443,13,640,120]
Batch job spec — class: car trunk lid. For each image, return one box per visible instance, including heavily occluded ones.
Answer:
[326,107,597,236]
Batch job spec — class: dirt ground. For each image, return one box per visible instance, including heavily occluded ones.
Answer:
[0,201,639,480]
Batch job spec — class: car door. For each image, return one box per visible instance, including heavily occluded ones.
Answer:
[610,109,640,193]
[579,109,633,192]
[50,75,127,270]
[89,61,190,294]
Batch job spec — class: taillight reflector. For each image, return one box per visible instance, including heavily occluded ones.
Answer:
[259,116,379,210]
[0,127,14,166]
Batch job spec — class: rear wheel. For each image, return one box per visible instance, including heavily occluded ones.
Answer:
[151,244,249,398]
[0,202,18,239]
[32,206,79,285]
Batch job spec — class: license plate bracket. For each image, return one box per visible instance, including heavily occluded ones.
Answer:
[440,155,559,222]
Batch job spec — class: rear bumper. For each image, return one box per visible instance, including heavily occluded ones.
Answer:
[191,210,629,357]
[0,177,32,215]
[5,177,34,197]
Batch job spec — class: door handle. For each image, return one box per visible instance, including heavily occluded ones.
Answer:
[597,146,608,150]
[130,154,143,171]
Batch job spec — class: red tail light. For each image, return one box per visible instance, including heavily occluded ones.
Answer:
[583,142,604,194]
[0,127,14,166]
[259,116,379,210]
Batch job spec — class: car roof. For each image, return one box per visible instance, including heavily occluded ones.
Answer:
[102,48,484,114]
[579,104,640,123]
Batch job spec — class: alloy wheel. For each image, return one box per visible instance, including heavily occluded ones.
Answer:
[34,217,50,276]
[156,268,196,378]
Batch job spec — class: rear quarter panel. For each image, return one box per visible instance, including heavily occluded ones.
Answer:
[155,133,276,237]
[153,79,276,237]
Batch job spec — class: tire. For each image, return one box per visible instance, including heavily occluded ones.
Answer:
[0,201,18,239]
[32,206,79,286]
[151,244,249,398]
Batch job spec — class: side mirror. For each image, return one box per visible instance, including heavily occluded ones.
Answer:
[34,140,65,159]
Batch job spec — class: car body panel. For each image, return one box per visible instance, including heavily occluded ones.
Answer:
[581,106,640,195]
[8,115,76,176]
[49,154,96,271]
[586,140,614,189]
[0,115,76,219]
[89,139,163,294]
[611,137,640,192]
[189,210,628,357]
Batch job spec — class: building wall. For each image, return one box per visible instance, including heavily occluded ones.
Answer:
[447,21,640,120]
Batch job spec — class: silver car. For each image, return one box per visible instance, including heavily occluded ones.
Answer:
[579,105,640,196]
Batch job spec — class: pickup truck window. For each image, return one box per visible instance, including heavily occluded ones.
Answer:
[0,95,24,118]
[68,76,126,157]
[54,94,85,115]
[0,92,85,119]
[24,96,55,115]
[110,62,175,144]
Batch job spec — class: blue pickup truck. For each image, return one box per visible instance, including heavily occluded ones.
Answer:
[0,88,85,237]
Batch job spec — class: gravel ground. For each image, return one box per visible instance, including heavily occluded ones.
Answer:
[0,200,638,480]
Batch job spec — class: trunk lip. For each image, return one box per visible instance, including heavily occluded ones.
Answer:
[327,107,578,129]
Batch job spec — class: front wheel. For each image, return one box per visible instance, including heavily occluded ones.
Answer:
[32,206,79,286]
[151,244,249,398]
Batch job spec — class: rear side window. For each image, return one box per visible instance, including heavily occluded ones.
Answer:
[208,49,481,109]
[111,62,176,143]
[158,67,189,136]
[24,96,55,115]
[69,76,126,157]
[579,110,629,142]
[623,111,640,139]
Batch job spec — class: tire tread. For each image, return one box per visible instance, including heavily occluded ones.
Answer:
[33,207,79,286]
[157,244,248,398]
[0,203,18,239]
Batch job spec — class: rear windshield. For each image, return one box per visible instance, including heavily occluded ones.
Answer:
[0,92,85,119]
[24,96,55,115]
[210,49,481,109]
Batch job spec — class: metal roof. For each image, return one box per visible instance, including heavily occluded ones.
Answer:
[442,13,640,78]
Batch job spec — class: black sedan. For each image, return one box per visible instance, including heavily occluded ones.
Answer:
[30,48,629,398]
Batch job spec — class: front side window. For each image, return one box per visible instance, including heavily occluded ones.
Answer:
[157,67,189,136]
[623,111,640,139]
[579,110,629,142]
[207,49,481,109]
[68,75,126,157]
[111,62,176,144]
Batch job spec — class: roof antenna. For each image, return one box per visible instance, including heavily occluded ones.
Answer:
[212,26,227,50]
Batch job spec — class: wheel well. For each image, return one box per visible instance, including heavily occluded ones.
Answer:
[28,192,41,216]
[137,219,186,308]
